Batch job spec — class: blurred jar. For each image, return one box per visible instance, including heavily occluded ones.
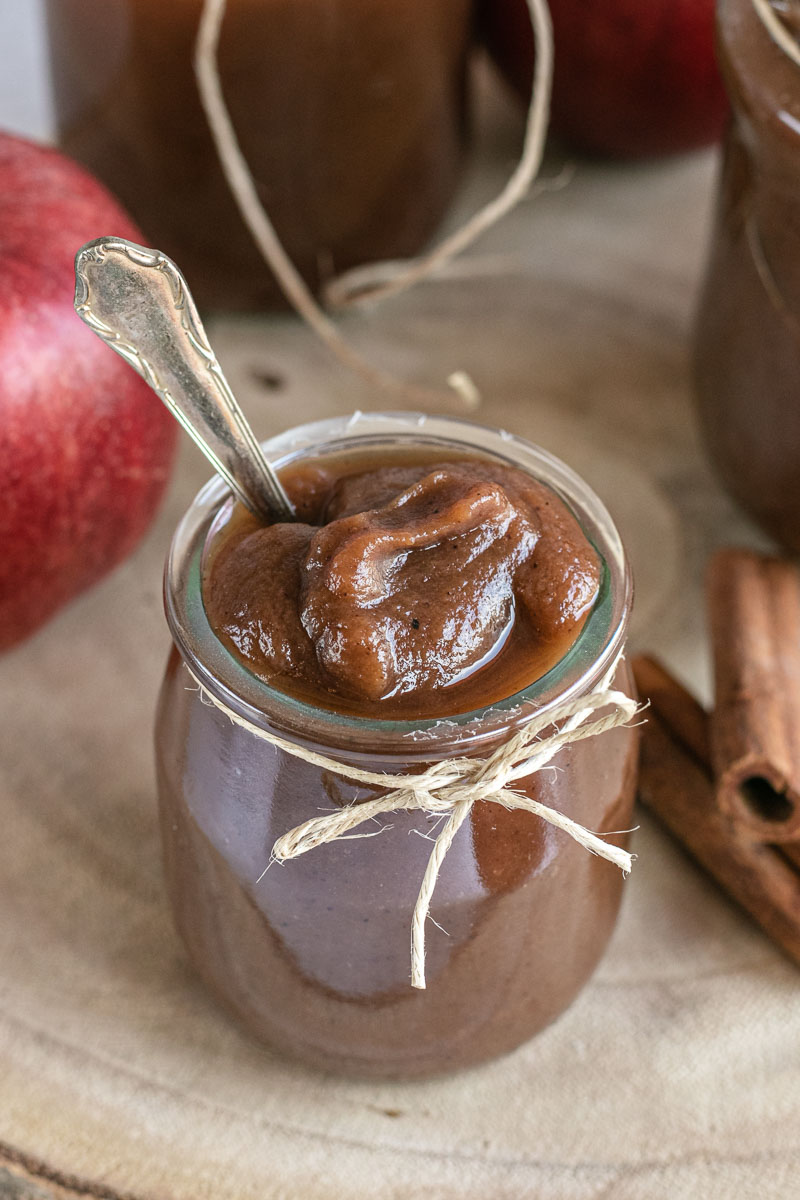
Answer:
[45,0,472,310]
[693,0,800,551]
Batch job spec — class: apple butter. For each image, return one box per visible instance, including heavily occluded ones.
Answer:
[203,448,602,719]
[155,414,637,1077]
[693,0,800,551]
[45,0,471,310]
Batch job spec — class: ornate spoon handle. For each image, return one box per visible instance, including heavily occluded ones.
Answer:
[74,237,294,523]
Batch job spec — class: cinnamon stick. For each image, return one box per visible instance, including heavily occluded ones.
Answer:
[778,841,800,874]
[633,655,800,967]
[707,549,800,843]
[632,654,710,766]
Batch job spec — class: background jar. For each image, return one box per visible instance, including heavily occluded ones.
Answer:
[156,412,638,1079]
[45,0,471,311]
[693,0,800,552]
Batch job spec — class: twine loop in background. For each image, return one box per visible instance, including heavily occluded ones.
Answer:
[194,0,556,412]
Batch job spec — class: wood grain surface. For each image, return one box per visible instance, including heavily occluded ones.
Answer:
[2,82,798,1199]
[0,1151,120,1200]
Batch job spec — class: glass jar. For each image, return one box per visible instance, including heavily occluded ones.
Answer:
[155,412,637,1078]
[693,0,800,552]
[45,0,471,311]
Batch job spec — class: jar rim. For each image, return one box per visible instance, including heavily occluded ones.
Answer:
[164,411,632,760]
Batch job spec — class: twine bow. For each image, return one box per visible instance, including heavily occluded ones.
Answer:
[190,668,639,989]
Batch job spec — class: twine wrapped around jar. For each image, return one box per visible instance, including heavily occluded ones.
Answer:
[188,659,639,989]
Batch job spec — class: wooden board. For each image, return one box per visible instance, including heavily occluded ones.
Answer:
[2,90,798,1199]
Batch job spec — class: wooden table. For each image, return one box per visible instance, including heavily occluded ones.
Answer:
[2,82,797,1199]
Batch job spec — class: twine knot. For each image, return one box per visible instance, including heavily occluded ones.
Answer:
[193,664,639,989]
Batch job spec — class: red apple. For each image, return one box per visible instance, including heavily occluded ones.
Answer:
[0,132,177,650]
[480,0,729,158]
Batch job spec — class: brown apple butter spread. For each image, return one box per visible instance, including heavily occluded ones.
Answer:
[693,0,800,551]
[203,448,602,718]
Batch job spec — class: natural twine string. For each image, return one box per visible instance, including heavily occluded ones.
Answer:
[188,661,639,989]
[752,0,800,66]
[194,0,554,412]
[322,0,555,311]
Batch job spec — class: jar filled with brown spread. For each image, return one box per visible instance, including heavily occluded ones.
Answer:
[156,413,637,1078]
[693,0,800,551]
[45,0,471,310]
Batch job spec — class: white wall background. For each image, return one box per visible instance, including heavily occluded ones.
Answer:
[1,0,53,140]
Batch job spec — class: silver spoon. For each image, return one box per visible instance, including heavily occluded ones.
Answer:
[74,236,295,524]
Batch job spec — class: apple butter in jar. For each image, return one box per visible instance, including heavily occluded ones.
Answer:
[693,0,800,551]
[155,413,638,1078]
[45,0,471,310]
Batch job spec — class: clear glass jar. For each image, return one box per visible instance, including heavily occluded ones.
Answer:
[155,413,638,1078]
[45,0,471,311]
[693,0,800,551]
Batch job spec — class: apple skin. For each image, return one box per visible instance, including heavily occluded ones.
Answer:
[480,0,729,158]
[0,132,178,651]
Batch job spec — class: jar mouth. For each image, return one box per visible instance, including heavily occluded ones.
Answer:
[164,412,632,759]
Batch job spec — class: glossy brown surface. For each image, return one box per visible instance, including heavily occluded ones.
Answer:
[203,448,601,718]
[45,0,470,310]
[693,0,800,551]
[155,652,638,1078]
